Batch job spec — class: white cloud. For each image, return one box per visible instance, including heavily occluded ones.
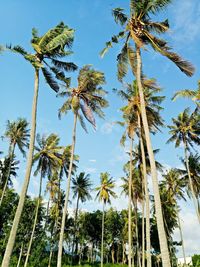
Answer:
[89,159,97,163]
[84,167,97,174]
[170,0,200,47]
[100,121,115,135]
[12,177,21,194]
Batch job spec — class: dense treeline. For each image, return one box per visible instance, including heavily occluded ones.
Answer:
[0,0,200,267]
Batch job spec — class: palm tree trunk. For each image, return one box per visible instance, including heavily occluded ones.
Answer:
[134,200,140,267]
[183,141,200,223]
[48,249,53,267]
[101,201,105,267]
[57,113,78,267]
[135,46,171,267]
[0,142,16,206]
[24,172,43,267]
[176,208,186,265]
[17,243,23,267]
[72,195,80,256]
[142,199,145,267]
[138,114,151,267]
[2,69,39,267]
[128,136,133,267]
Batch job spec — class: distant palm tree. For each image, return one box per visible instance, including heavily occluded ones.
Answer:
[179,153,200,216]
[0,118,29,206]
[95,172,117,267]
[57,65,108,267]
[167,108,200,223]
[172,80,200,107]
[24,134,62,267]
[160,169,187,264]
[71,172,92,254]
[102,1,194,266]
[3,23,76,267]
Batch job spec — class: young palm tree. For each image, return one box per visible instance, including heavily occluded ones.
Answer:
[172,80,200,107]
[0,118,29,206]
[101,2,194,266]
[95,172,117,267]
[2,23,76,267]
[71,172,92,255]
[24,134,63,267]
[167,108,200,223]
[57,65,108,267]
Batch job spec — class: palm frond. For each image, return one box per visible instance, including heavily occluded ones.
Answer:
[112,8,128,26]
[80,102,96,129]
[51,59,78,72]
[78,113,88,133]
[42,67,59,92]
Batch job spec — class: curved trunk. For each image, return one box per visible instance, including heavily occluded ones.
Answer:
[17,243,23,267]
[101,201,105,267]
[24,172,43,267]
[0,142,16,206]
[135,47,171,267]
[57,113,78,267]
[2,69,39,267]
[128,137,133,267]
[48,249,53,267]
[176,208,186,265]
[138,114,151,267]
[184,141,200,223]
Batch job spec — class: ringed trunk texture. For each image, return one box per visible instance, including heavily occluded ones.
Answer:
[128,137,133,267]
[2,69,39,267]
[101,201,105,267]
[0,142,16,206]
[138,114,151,267]
[135,47,171,267]
[24,173,43,267]
[184,141,200,223]
[57,113,78,267]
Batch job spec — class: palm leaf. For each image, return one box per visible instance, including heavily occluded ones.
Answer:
[51,59,77,72]
[42,67,59,92]
[112,8,128,26]
[80,102,96,129]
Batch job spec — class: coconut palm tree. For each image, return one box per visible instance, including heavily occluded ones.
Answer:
[116,78,164,267]
[172,80,200,107]
[57,65,108,267]
[95,172,117,267]
[179,153,200,216]
[0,118,29,206]
[101,1,194,266]
[2,23,77,267]
[160,169,187,264]
[24,133,63,267]
[71,172,92,255]
[167,108,200,223]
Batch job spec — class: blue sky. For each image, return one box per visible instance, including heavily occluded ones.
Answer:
[0,0,200,257]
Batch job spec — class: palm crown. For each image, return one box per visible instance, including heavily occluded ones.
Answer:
[58,65,108,131]
[7,22,77,92]
[72,172,92,203]
[95,172,116,205]
[167,108,200,149]
[101,0,194,80]
[4,118,30,157]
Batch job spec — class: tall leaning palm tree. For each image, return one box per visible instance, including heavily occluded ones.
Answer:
[24,133,63,267]
[167,108,200,223]
[2,23,77,267]
[57,65,108,267]
[0,118,29,206]
[71,172,92,255]
[101,2,194,266]
[95,172,117,267]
